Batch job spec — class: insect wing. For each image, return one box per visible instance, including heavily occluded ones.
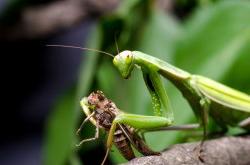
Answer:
[194,75,250,112]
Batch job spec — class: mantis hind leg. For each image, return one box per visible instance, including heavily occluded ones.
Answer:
[199,98,210,141]
[239,117,250,130]
[193,97,210,163]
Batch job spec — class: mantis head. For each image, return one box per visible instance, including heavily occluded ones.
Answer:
[113,50,135,79]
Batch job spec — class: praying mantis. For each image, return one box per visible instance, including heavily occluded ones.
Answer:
[109,50,250,157]
[47,45,250,163]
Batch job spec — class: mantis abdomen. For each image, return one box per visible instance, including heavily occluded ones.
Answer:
[194,75,250,130]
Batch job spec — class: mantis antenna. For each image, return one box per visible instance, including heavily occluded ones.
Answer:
[46,44,115,57]
[114,33,120,55]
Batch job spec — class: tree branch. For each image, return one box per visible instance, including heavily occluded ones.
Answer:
[123,135,250,165]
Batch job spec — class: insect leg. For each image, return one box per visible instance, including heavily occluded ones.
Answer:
[76,112,95,135]
[239,117,250,129]
[138,123,200,143]
[101,148,110,165]
[140,132,146,142]
[142,69,173,119]
[142,123,200,132]
[193,98,210,163]
[199,98,210,142]
[190,78,210,140]
[106,115,167,158]
[103,113,173,164]
[76,124,99,147]
[106,113,174,149]
[101,122,119,165]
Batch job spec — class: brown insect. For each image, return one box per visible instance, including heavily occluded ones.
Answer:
[76,91,160,165]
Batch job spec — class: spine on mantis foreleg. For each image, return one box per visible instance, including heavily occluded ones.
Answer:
[142,68,174,120]
[142,69,162,116]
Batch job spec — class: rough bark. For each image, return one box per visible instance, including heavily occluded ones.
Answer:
[123,135,250,165]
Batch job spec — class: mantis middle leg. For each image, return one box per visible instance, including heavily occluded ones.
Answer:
[239,117,250,130]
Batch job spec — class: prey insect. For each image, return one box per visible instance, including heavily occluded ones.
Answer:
[77,91,160,165]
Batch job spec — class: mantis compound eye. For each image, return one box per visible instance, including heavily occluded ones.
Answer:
[113,50,134,79]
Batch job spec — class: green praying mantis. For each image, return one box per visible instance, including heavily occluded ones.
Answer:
[110,50,250,157]
[47,45,250,162]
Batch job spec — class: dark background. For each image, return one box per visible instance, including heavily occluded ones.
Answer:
[0,23,92,165]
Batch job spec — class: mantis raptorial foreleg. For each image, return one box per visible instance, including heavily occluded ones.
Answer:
[106,113,173,150]
[142,69,173,118]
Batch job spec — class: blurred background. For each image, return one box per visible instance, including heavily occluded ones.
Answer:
[1,0,250,165]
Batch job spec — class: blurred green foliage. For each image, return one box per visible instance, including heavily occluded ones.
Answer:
[43,0,250,164]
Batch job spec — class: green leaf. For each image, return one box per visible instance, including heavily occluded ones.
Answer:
[223,44,250,93]
[175,1,250,73]
[43,89,77,165]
